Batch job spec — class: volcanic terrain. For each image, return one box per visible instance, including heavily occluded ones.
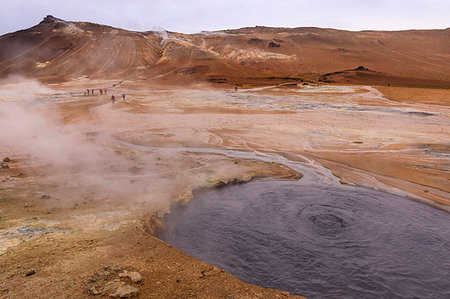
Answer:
[0,16,449,298]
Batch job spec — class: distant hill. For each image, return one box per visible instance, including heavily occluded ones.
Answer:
[1,15,449,87]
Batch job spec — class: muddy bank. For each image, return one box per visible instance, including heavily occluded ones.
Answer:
[0,151,304,298]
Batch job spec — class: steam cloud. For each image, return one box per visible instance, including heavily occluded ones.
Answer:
[0,76,165,208]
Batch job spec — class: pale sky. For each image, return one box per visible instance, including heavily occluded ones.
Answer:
[0,0,449,35]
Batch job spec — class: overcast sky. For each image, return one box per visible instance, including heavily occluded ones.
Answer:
[0,0,449,35]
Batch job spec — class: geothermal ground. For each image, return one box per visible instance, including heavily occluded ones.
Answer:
[0,77,448,297]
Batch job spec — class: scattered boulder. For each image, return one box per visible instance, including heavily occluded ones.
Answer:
[1,162,9,169]
[3,158,11,162]
[41,195,51,199]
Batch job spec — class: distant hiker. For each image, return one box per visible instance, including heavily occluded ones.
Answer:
[234,86,238,92]
[91,89,95,96]
[111,95,116,104]
[87,89,90,96]
[100,89,103,95]
[104,89,107,95]
[122,93,126,101]
[83,91,86,96]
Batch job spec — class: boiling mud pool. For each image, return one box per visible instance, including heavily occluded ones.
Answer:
[159,180,450,299]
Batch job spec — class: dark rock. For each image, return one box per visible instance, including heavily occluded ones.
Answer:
[41,195,51,199]
[25,269,35,276]
[3,158,11,162]
[1,162,9,169]
[214,181,227,189]
[248,38,265,45]
[86,279,97,284]
[41,15,65,24]
[268,41,280,48]
[355,65,368,71]
[407,111,434,117]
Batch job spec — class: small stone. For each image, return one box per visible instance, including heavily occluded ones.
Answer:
[111,285,139,298]
[88,286,102,295]
[1,162,9,169]
[105,264,121,272]
[85,279,96,284]
[3,158,11,162]
[214,181,227,189]
[119,270,142,283]
[41,195,51,199]
[103,281,124,294]
[25,269,35,276]
[101,270,111,276]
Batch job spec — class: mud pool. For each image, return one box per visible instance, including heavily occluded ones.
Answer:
[159,180,450,298]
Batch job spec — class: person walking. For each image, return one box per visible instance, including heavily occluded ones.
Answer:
[111,95,116,104]
[122,93,126,102]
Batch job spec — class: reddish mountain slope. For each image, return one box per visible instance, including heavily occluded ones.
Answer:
[0,16,449,86]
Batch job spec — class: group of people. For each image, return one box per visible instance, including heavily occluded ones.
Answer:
[110,93,126,104]
[83,88,126,104]
[84,88,107,96]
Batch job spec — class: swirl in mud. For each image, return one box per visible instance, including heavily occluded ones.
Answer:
[159,180,450,299]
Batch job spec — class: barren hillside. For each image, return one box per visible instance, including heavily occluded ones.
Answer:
[1,15,449,87]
